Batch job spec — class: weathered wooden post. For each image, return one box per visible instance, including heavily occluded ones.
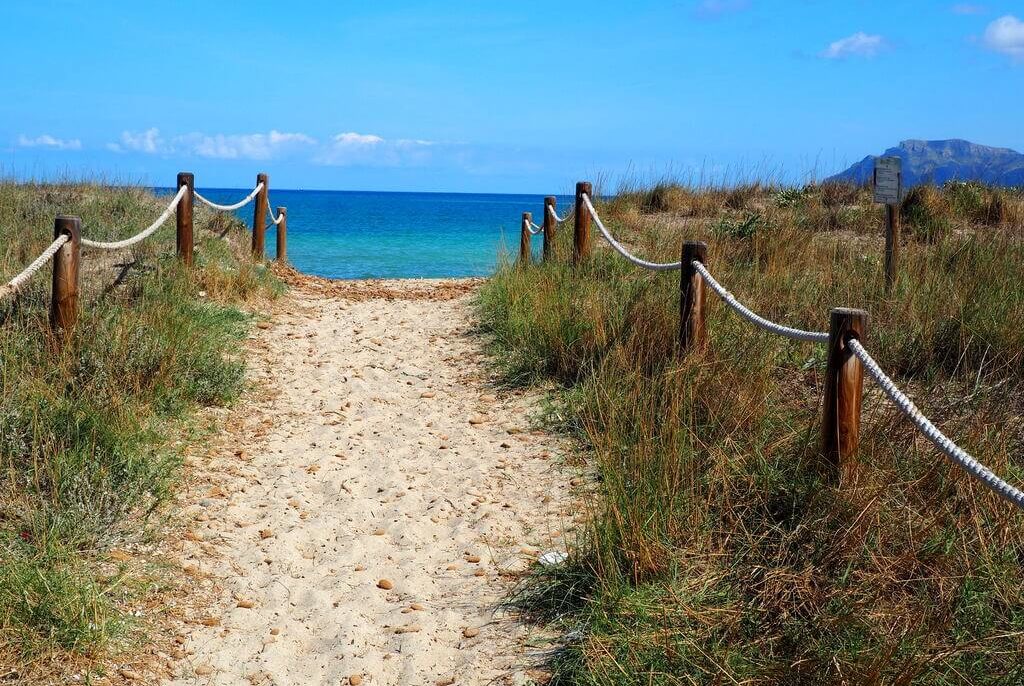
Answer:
[50,215,81,334]
[519,212,532,265]
[542,196,557,261]
[679,241,707,351]
[573,181,592,264]
[884,204,901,290]
[276,207,288,262]
[252,172,269,259]
[176,172,194,265]
[822,307,869,479]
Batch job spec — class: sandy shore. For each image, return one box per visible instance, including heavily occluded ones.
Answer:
[163,275,571,686]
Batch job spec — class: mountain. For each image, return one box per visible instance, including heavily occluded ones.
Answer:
[828,139,1024,187]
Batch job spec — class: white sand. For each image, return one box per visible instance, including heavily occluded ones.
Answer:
[165,277,571,686]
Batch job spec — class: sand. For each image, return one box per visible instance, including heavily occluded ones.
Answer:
[165,276,571,686]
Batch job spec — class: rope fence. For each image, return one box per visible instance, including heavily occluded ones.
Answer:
[2,172,289,332]
[514,180,1024,511]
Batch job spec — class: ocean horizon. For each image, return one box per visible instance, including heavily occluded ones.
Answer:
[159,187,574,280]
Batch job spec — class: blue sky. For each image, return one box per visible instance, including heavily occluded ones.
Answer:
[2,1,1022,193]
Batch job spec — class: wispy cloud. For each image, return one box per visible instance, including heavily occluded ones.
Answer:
[107,129,316,159]
[819,32,887,59]
[316,132,435,167]
[983,15,1024,61]
[18,134,82,150]
[693,0,751,19]
[951,3,986,15]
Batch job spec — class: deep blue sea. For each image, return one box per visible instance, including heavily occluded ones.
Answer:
[182,188,573,279]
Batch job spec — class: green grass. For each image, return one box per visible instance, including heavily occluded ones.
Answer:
[481,181,1024,684]
[0,179,280,679]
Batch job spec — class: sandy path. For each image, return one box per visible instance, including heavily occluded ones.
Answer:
[166,278,568,686]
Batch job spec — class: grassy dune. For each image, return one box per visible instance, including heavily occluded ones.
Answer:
[0,181,279,680]
[479,181,1024,684]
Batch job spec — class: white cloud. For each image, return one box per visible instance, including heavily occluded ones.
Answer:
[819,32,887,59]
[107,127,165,154]
[332,132,384,146]
[180,130,317,160]
[951,4,986,14]
[983,15,1024,60]
[107,129,316,159]
[693,0,750,19]
[18,134,82,150]
[316,133,435,167]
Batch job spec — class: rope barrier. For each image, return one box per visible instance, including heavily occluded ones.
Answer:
[194,183,264,211]
[526,219,543,235]
[80,185,189,251]
[548,205,573,223]
[267,203,284,225]
[0,234,70,301]
[581,194,683,271]
[692,261,830,343]
[848,338,1024,509]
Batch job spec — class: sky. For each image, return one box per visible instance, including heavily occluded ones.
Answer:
[1,1,1023,193]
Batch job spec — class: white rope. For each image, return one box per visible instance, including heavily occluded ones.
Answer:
[848,338,1024,510]
[80,185,189,250]
[267,203,283,226]
[1,234,70,301]
[194,182,264,211]
[548,205,573,223]
[526,219,543,235]
[692,261,830,343]
[581,194,683,271]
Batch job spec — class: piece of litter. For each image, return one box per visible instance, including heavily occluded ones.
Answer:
[538,551,568,566]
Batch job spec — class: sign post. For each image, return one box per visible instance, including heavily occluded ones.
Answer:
[873,157,902,290]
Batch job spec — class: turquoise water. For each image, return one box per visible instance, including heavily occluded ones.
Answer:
[189,189,573,279]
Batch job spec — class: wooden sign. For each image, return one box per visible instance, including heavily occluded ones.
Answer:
[873,157,902,205]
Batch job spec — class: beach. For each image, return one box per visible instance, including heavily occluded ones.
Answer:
[162,272,572,685]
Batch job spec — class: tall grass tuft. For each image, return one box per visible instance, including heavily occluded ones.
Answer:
[480,181,1024,684]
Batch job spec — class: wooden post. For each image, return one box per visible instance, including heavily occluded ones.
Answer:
[50,215,81,334]
[822,307,869,479]
[176,172,194,265]
[519,212,532,265]
[252,172,269,259]
[884,203,900,290]
[542,196,556,262]
[679,241,708,351]
[573,181,592,264]
[276,207,288,262]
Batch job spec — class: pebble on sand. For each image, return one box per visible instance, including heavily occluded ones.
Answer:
[349,675,363,685]
[377,578,394,590]
[462,627,480,638]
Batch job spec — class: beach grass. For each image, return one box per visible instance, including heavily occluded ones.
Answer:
[0,180,280,680]
[479,180,1024,684]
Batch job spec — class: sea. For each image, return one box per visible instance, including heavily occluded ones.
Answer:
[175,188,573,279]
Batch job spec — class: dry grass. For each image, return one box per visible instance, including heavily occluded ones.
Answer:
[0,179,281,683]
[479,181,1024,684]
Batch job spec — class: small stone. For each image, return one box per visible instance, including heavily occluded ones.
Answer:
[350,676,363,686]
[473,569,486,577]
[436,678,456,686]
[236,599,256,609]
[410,603,426,611]
[468,415,488,425]
[372,528,386,536]
[377,578,394,590]
[394,624,421,634]
[119,668,142,680]
[463,627,480,638]
[259,529,274,539]
[420,391,436,398]
[465,555,481,563]
[195,665,214,676]
[354,565,366,571]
